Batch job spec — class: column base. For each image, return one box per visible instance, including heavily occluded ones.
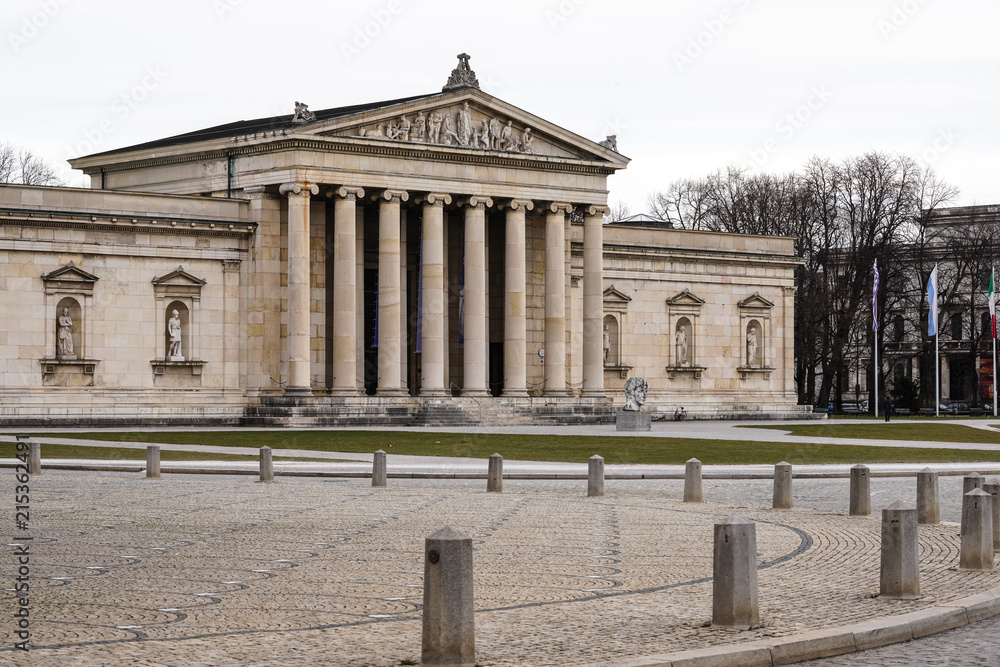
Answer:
[461,389,491,398]
[376,388,410,397]
[581,389,606,398]
[329,387,361,397]
[284,386,314,397]
[502,389,529,398]
[544,389,570,397]
[419,388,450,398]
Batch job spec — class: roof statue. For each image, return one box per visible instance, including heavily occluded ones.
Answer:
[291,101,316,124]
[442,53,480,92]
[598,135,619,153]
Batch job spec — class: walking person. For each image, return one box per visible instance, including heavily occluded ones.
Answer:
[883,394,892,422]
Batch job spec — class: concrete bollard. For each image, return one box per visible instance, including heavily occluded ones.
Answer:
[984,479,1000,553]
[960,489,994,571]
[487,453,503,493]
[850,464,871,516]
[372,449,387,487]
[964,472,983,496]
[259,446,274,483]
[916,468,940,525]
[880,502,920,599]
[683,458,702,503]
[422,526,475,666]
[772,461,793,509]
[27,441,41,476]
[588,455,604,497]
[146,445,161,480]
[712,514,759,629]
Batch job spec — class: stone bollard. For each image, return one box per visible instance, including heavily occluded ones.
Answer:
[683,458,702,503]
[588,455,604,497]
[964,472,983,496]
[372,450,387,487]
[146,445,161,480]
[916,468,940,525]
[712,515,759,629]
[772,461,793,509]
[259,446,274,483]
[984,479,1000,553]
[960,489,994,571]
[487,453,503,493]
[422,526,475,666]
[880,502,920,599]
[27,441,41,476]
[849,464,871,516]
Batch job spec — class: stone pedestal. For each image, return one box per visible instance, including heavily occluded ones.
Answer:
[683,458,702,503]
[372,450,387,487]
[983,479,1000,553]
[615,408,650,432]
[487,453,503,493]
[712,514,759,629]
[27,441,40,476]
[422,526,475,667]
[850,464,871,516]
[146,445,160,480]
[588,455,604,497]
[259,446,273,483]
[961,489,994,571]
[917,468,940,525]
[880,502,920,599]
[772,461,792,509]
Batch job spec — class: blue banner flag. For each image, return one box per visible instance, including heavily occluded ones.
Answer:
[872,260,879,332]
[927,264,938,336]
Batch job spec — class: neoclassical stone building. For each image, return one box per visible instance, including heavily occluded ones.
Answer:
[0,57,807,425]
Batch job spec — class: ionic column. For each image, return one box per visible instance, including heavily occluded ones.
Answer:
[420,193,451,396]
[545,203,571,396]
[331,186,364,395]
[462,196,492,396]
[378,189,409,395]
[279,181,319,396]
[503,199,533,397]
[583,205,608,397]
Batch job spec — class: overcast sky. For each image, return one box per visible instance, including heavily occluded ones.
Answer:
[5,0,998,212]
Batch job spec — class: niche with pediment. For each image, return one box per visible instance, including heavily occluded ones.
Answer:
[666,290,706,379]
[40,263,100,385]
[603,286,632,378]
[151,266,207,381]
[738,293,774,379]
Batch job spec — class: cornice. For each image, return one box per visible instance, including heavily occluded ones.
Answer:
[0,208,256,238]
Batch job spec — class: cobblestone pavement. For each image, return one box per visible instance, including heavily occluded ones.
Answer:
[3,472,998,665]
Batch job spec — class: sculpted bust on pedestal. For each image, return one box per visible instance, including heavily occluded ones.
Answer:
[623,377,647,412]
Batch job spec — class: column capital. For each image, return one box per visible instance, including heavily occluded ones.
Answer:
[501,199,534,212]
[279,182,319,197]
[243,185,279,200]
[377,189,409,203]
[546,202,573,215]
[330,186,365,200]
[459,195,494,210]
[417,192,452,206]
[582,204,610,217]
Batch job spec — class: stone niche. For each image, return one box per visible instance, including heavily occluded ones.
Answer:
[666,290,706,380]
[40,263,100,386]
[151,266,207,385]
[603,286,632,378]
[737,293,774,380]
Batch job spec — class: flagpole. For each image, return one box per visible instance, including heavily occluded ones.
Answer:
[873,259,879,419]
[935,332,939,417]
[993,265,997,417]
[874,337,879,418]
[993,329,997,417]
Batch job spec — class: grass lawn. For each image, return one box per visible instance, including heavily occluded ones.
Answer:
[745,422,1000,445]
[0,442,344,462]
[13,430,1000,466]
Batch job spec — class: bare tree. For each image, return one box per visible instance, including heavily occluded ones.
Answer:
[605,200,633,222]
[0,143,63,186]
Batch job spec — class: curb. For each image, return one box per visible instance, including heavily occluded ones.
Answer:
[582,585,1000,666]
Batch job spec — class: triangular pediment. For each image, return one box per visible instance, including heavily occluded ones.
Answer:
[603,286,632,303]
[152,266,207,286]
[667,290,705,306]
[42,262,99,284]
[306,88,629,167]
[738,293,774,309]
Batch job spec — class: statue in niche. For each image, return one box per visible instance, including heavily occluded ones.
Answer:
[623,377,648,412]
[292,101,316,123]
[489,117,502,149]
[168,310,183,360]
[746,327,758,368]
[522,127,535,154]
[56,307,76,359]
[479,119,491,148]
[603,323,612,365]
[442,113,460,145]
[397,115,411,141]
[675,325,688,366]
[456,101,472,146]
[427,110,443,144]
[499,120,513,150]
[412,111,426,141]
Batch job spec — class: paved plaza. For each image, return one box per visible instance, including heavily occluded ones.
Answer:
[3,451,1000,665]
